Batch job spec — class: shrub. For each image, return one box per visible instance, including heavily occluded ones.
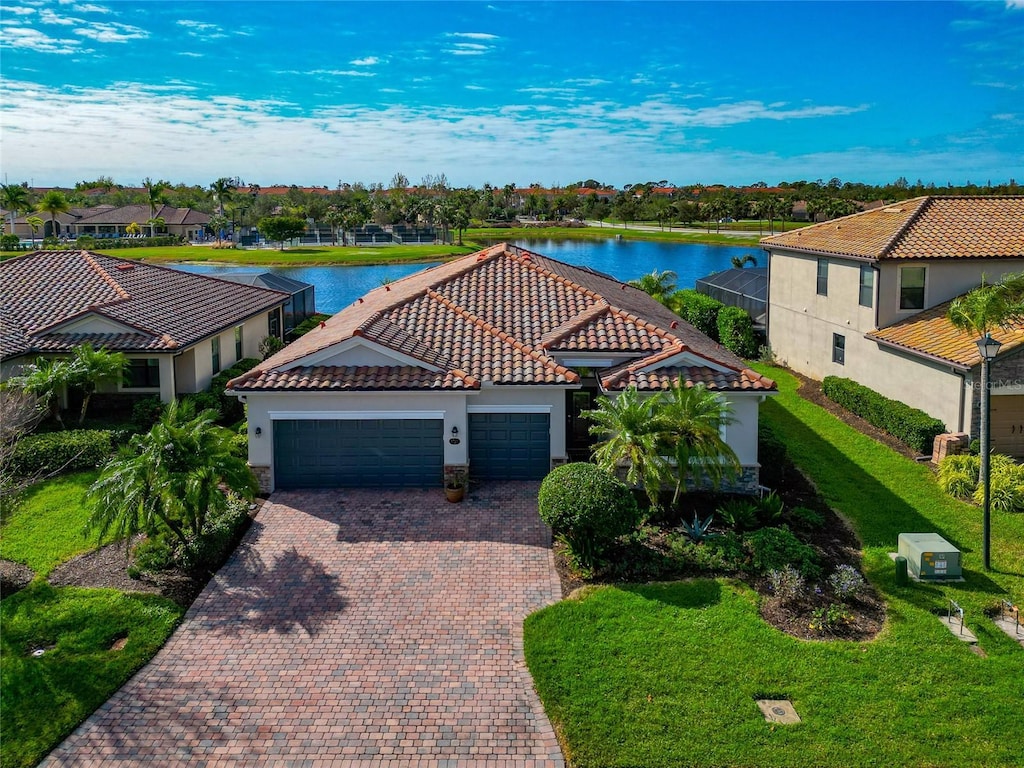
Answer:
[938,454,980,499]
[755,491,785,526]
[181,390,221,416]
[716,498,759,531]
[9,430,114,476]
[788,505,824,529]
[131,396,165,429]
[716,306,758,358]
[132,535,175,572]
[538,462,641,572]
[671,290,722,340]
[757,422,788,489]
[260,335,285,360]
[809,603,854,634]
[767,565,805,603]
[699,531,746,571]
[827,564,867,601]
[973,458,1024,513]
[209,357,259,424]
[290,313,333,339]
[743,525,820,579]
[179,493,252,573]
[75,235,97,249]
[822,376,946,454]
[1,234,20,251]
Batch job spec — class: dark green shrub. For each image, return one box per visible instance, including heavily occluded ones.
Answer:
[539,462,641,572]
[179,494,251,573]
[671,290,722,340]
[132,536,175,572]
[716,498,759,531]
[75,235,97,249]
[10,430,114,476]
[1,234,20,251]
[822,376,946,454]
[743,525,820,579]
[788,505,824,529]
[716,306,758,358]
[290,313,333,339]
[700,531,746,571]
[210,357,259,424]
[42,236,59,248]
[131,396,165,429]
[180,391,221,416]
[757,422,788,489]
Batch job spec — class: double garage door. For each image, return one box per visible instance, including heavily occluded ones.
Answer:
[273,413,551,489]
[274,419,443,489]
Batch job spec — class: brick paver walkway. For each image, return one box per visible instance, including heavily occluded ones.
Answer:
[43,482,565,768]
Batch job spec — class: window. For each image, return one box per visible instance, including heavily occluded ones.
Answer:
[211,336,221,374]
[832,334,845,365]
[900,266,926,310]
[124,358,160,388]
[859,265,874,308]
[816,258,829,296]
[268,310,281,338]
[234,325,243,360]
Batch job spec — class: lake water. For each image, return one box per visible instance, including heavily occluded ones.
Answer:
[174,239,761,314]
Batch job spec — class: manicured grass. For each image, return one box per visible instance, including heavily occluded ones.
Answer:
[470,225,762,247]
[0,584,182,768]
[525,365,1024,768]
[0,471,99,577]
[67,243,476,266]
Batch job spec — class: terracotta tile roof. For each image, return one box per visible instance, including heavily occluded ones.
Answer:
[1,250,287,360]
[233,243,775,393]
[867,299,1024,369]
[602,365,777,392]
[73,204,210,226]
[230,365,475,391]
[761,196,1024,260]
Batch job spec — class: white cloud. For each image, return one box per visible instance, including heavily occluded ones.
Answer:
[73,4,112,13]
[40,8,80,25]
[0,23,80,54]
[447,32,498,40]
[74,21,147,43]
[992,113,1017,120]
[351,56,380,66]
[1006,0,1024,8]
[5,6,37,16]
[464,85,487,91]
[175,19,227,40]
[177,51,204,58]
[309,69,376,78]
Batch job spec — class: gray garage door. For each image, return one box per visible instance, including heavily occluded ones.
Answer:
[274,419,443,489]
[469,413,550,480]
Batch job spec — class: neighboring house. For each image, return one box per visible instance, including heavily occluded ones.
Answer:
[695,267,768,329]
[228,243,776,493]
[1,250,288,403]
[215,272,317,334]
[72,204,209,240]
[763,196,1024,456]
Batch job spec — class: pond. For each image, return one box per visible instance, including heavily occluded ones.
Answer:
[173,239,761,314]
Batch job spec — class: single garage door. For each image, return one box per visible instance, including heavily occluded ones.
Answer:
[991,395,1024,459]
[274,418,443,489]
[469,412,550,480]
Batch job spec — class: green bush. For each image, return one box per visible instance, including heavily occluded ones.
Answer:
[972,457,1024,513]
[132,536,175,572]
[1,234,20,251]
[822,376,946,454]
[10,430,114,477]
[209,357,259,424]
[938,454,980,499]
[716,306,758,358]
[75,235,97,249]
[743,525,821,579]
[538,463,641,572]
[290,313,333,339]
[671,290,722,340]
[179,493,252,573]
[757,422,788,489]
[131,396,165,429]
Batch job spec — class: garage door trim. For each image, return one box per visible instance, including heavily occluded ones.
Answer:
[467,405,552,414]
[269,410,446,420]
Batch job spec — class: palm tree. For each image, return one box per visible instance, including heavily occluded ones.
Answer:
[26,215,43,246]
[1,183,31,237]
[87,399,256,549]
[68,344,127,424]
[143,177,169,219]
[586,387,671,509]
[731,254,757,269]
[660,380,739,504]
[209,177,237,216]
[629,270,677,306]
[12,357,73,428]
[36,190,70,240]
[146,216,165,237]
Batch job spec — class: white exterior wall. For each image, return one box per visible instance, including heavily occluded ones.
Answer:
[723,394,764,467]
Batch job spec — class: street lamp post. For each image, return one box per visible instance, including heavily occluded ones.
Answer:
[976,331,1002,571]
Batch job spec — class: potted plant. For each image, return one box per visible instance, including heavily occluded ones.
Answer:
[445,471,466,503]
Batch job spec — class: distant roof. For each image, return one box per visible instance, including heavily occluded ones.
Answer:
[695,268,767,303]
[230,243,775,394]
[1,250,287,359]
[73,204,209,226]
[214,272,313,294]
[867,297,1024,370]
[761,196,1024,261]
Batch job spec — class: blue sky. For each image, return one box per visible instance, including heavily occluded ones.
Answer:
[2,1,1022,189]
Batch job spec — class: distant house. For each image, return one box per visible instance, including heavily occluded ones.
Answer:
[763,196,1024,456]
[215,272,317,334]
[9,204,209,241]
[1,250,288,403]
[228,243,775,494]
[695,267,768,328]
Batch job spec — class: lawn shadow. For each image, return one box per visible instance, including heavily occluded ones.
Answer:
[189,522,347,638]
[621,578,723,609]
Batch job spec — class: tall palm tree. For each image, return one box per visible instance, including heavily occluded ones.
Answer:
[948,273,1024,339]
[12,358,72,428]
[209,177,237,216]
[629,270,678,306]
[660,380,739,504]
[36,190,70,240]
[1,183,31,237]
[26,215,43,246]
[68,343,127,424]
[143,177,169,219]
[586,386,671,509]
[87,399,256,549]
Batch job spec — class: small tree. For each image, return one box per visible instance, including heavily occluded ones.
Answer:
[36,190,70,240]
[26,215,43,246]
[11,358,73,428]
[68,343,128,424]
[258,216,307,250]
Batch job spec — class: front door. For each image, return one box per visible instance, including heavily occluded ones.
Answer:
[566,387,599,462]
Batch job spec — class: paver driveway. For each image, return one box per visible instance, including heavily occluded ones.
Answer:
[43,482,565,768]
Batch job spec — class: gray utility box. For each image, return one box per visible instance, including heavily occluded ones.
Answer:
[897,533,962,580]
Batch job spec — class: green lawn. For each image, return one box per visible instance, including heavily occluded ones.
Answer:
[525,366,1024,768]
[0,584,182,768]
[0,470,99,577]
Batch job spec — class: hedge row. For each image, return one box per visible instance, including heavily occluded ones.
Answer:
[74,235,183,249]
[9,430,116,477]
[822,376,946,454]
[207,357,261,424]
[669,290,759,360]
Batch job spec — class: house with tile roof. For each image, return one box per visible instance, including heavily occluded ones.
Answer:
[8,204,210,241]
[1,250,288,404]
[762,196,1024,456]
[228,243,775,493]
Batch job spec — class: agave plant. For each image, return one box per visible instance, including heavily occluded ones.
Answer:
[680,513,718,543]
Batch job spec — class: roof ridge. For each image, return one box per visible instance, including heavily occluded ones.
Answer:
[82,251,130,300]
[878,196,932,259]
[425,288,579,383]
[538,301,610,348]
[506,246,605,303]
[355,312,455,370]
[607,305,680,344]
